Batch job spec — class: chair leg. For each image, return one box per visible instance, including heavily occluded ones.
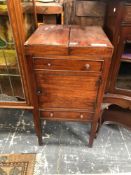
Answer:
[33,109,43,145]
[88,122,97,147]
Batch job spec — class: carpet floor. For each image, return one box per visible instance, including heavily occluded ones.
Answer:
[0,154,35,175]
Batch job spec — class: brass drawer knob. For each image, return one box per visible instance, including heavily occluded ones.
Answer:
[80,114,84,119]
[85,64,90,70]
[50,112,54,117]
[47,63,51,67]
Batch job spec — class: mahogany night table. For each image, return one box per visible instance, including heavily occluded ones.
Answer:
[24,25,113,147]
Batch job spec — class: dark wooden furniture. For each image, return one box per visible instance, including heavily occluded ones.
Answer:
[103,105,131,129]
[24,25,113,147]
[104,1,131,126]
[35,2,64,25]
[75,1,106,26]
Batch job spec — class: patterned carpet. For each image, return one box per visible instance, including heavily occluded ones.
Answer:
[0,154,36,175]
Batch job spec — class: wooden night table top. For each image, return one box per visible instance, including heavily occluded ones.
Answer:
[24,25,113,56]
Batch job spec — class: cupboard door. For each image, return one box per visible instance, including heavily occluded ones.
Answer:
[35,70,101,111]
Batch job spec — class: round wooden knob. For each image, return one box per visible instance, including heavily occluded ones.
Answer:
[80,114,84,119]
[85,64,90,70]
[47,63,51,67]
[50,112,54,117]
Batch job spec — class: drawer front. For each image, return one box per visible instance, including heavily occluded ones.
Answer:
[35,70,100,111]
[40,110,93,121]
[33,57,103,72]
[123,5,131,23]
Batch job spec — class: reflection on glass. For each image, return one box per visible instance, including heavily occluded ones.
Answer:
[122,42,131,61]
[116,62,131,90]
[116,40,131,91]
[0,0,25,102]
[21,0,36,40]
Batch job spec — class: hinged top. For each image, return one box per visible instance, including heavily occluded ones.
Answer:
[24,25,69,55]
[25,25,69,46]
[69,25,113,56]
[24,25,113,57]
[70,26,112,48]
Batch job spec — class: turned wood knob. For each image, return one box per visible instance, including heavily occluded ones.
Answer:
[80,114,84,119]
[47,63,51,67]
[50,112,54,117]
[85,64,90,70]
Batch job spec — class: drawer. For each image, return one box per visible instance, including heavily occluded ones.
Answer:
[40,110,93,121]
[33,57,103,72]
[123,5,131,23]
[35,70,100,111]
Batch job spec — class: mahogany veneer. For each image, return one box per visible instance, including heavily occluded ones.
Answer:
[24,25,113,147]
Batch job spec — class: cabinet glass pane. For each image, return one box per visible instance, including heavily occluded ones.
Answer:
[0,0,25,102]
[122,42,131,61]
[116,41,131,91]
[116,61,131,90]
[21,0,36,40]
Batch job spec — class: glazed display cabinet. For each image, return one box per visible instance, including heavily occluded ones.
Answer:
[0,0,36,108]
[104,0,131,127]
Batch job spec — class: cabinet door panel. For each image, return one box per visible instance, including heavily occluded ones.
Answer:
[35,70,100,111]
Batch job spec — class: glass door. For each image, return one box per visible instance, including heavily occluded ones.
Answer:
[0,0,25,102]
[0,0,36,107]
[116,41,131,91]
[115,29,131,96]
[21,0,37,40]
